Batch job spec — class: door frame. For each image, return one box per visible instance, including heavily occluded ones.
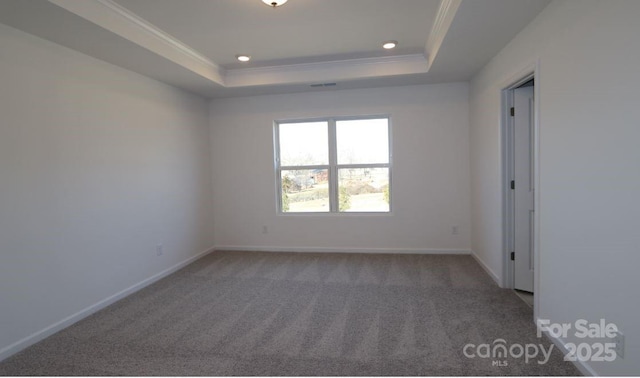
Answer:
[500,61,541,319]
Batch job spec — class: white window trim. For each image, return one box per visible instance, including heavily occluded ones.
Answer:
[274,115,393,215]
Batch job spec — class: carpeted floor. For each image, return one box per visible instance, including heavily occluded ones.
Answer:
[0,251,580,376]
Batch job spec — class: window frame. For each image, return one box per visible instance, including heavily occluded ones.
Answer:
[274,115,393,215]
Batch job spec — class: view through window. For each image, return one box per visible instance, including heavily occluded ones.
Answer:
[275,117,391,213]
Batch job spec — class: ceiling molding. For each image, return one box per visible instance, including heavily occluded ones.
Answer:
[41,0,468,91]
[0,0,551,97]
[44,0,437,89]
[47,0,226,84]
[225,54,430,87]
[94,0,218,69]
[424,0,462,69]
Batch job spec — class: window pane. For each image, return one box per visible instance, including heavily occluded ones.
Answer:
[336,119,389,164]
[281,169,329,212]
[279,122,329,166]
[338,168,390,212]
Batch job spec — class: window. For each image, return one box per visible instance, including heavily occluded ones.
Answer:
[275,117,391,213]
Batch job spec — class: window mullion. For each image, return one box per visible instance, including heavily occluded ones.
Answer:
[280,165,330,171]
[274,124,283,213]
[336,163,390,170]
[328,119,338,212]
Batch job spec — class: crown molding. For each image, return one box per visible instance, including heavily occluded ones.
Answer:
[425,0,462,69]
[228,54,428,75]
[225,54,430,87]
[48,0,225,84]
[45,0,449,90]
[94,0,219,70]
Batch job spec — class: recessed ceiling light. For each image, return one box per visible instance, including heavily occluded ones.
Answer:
[262,0,288,7]
[382,41,398,50]
[236,55,251,62]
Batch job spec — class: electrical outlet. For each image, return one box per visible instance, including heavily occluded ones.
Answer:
[452,226,459,235]
[262,226,268,234]
[156,244,163,256]
[614,331,625,359]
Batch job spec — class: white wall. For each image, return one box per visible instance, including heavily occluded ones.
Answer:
[210,83,470,254]
[0,24,214,358]
[470,0,640,375]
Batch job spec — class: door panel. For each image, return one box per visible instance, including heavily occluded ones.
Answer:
[514,85,535,292]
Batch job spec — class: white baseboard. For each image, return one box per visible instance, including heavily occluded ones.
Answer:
[536,317,597,376]
[0,246,216,363]
[214,245,471,255]
[470,250,502,286]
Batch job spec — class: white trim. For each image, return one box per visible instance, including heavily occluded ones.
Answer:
[470,250,501,286]
[47,0,225,84]
[536,317,598,376]
[94,0,219,69]
[224,54,429,87]
[532,61,542,323]
[44,1,442,90]
[214,246,471,255]
[227,54,427,76]
[425,0,462,69]
[0,246,216,363]
[498,62,538,91]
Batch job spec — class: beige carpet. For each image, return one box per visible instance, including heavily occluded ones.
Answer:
[0,251,579,376]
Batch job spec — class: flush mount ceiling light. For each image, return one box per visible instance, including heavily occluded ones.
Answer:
[262,0,288,7]
[382,40,398,50]
[236,54,251,62]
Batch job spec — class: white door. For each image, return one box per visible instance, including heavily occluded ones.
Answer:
[513,85,535,292]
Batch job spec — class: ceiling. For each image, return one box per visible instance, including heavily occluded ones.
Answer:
[0,0,551,98]
[114,0,440,69]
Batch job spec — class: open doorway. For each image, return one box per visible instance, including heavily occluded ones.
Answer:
[502,72,538,312]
